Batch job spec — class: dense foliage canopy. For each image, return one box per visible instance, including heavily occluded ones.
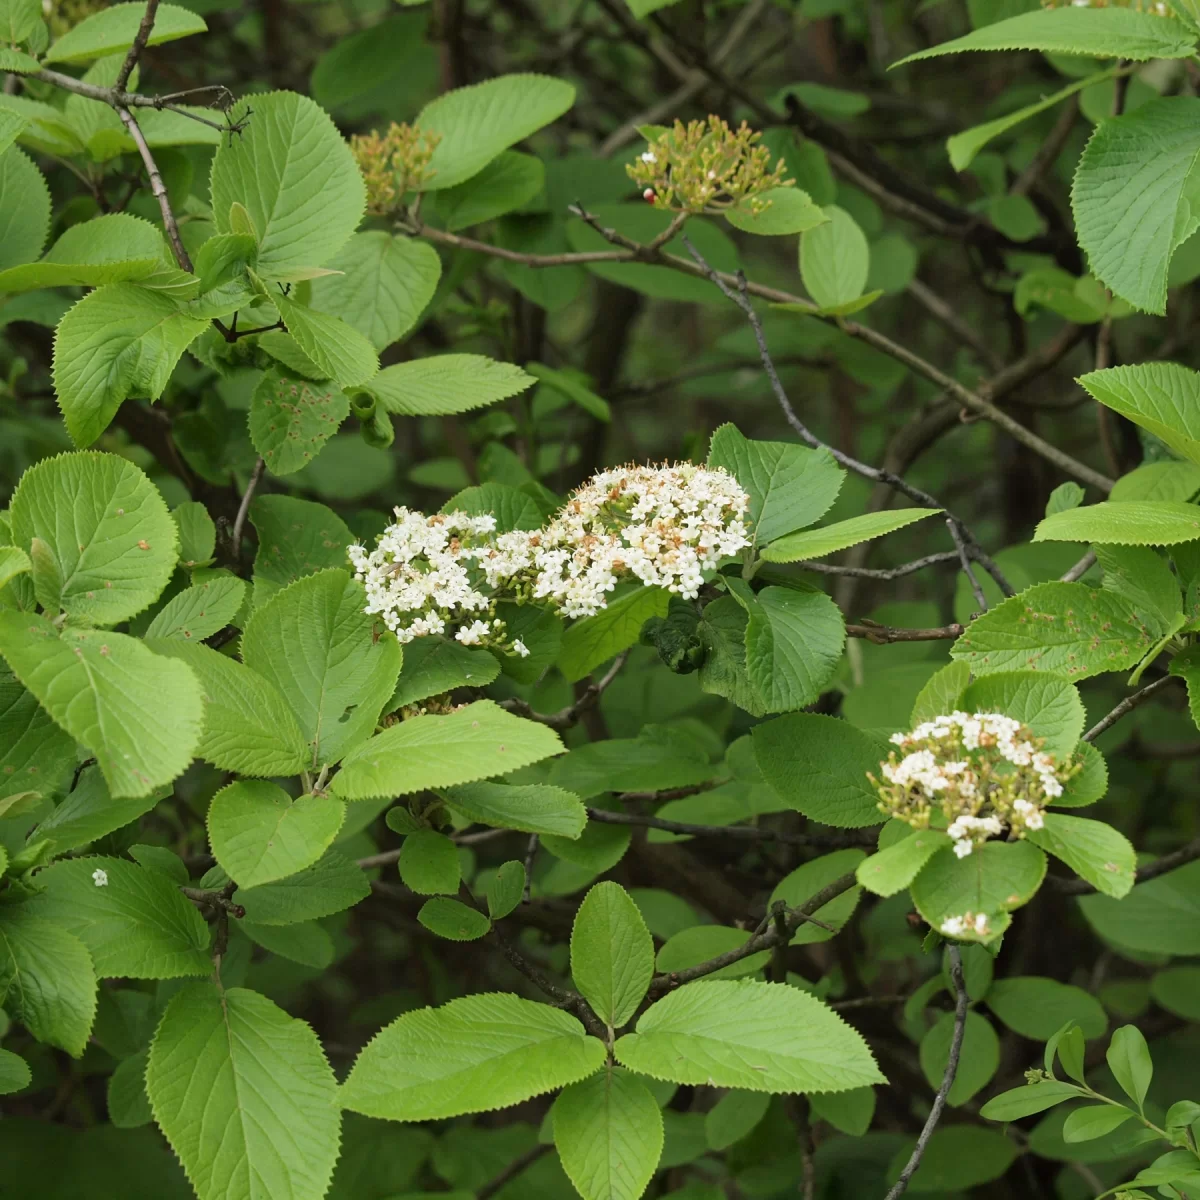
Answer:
[5,0,1200,1197]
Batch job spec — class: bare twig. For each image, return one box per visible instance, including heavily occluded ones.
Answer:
[114,0,161,91]
[846,621,964,644]
[790,551,961,580]
[477,1144,553,1200]
[1060,550,1097,583]
[115,107,193,271]
[586,807,873,853]
[230,456,265,563]
[907,277,1004,372]
[884,945,968,1200]
[1082,675,1180,743]
[501,650,629,729]
[1010,96,1080,198]
[946,517,988,612]
[523,833,539,904]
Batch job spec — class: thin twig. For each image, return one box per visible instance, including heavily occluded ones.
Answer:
[790,551,961,580]
[500,650,629,729]
[230,456,265,563]
[1060,550,1096,583]
[845,621,964,644]
[946,517,988,612]
[523,833,539,904]
[1082,675,1180,743]
[114,0,161,91]
[477,1144,553,1200]
[586,807,873,853]
[115,107,193,271]
[884,945,968,1200]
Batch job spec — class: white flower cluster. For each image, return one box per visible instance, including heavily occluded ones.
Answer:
[351,463,751,639]
[92,868,108,887]
[941,911,991,939]
[873,711,1076,859]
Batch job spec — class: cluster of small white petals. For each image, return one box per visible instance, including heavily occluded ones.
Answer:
[940,912,991,939]
[92,868,108,887]
[874,710,1077,858]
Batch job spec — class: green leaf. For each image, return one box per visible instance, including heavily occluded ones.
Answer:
[559,586,669,682]
[241,568,402,769]
[389,636,500,709]
[1072,98,1200,314]
[248,495,353,606]
[753,713,886,828]
[1080,859,1200,955]
[1096,544,1183,640]
[526,361,611,422]
[0,213,169,294]
[249,367,349,475]
[107,1047,153,1127]
[28,856,209,979]
[1062,1104,1135,1143]
[0,672,77,804]
[0,0,41,45]
[173,501,215,568]
[553,1069,664,1200]
[31,766,165,853]
[0,545,30,591]
[486,860,525,920]
[0,907,96,1056]
[959,670,1085,758]
[145,640,311,777]
[1112,460,1200,503]
[1079,363,1200,463]
[892,7,1197,66]
[417,896,491,941]
[334,700,563,802]
[144,577,246,641]
[733,584,845,714]
[398,829,461,896]
[273,293,378,388]
[0,1047,30,1095]
[656,926,769,981]
[1108,1024,1153,1110]
[1047,482,1086,518]
[885,1126,1017,1193]
[951,581,1154,680]
[920,1010,999,1106]
[236,849,370,925]
[208,780,345,888]
[947,71,1112,172]
[340,992,607,1119]
[0,613,201,798]
[913,840,1046,942]
[911,661,972,725]
[46,2,205,62]
[707,424,844,548]
[1153,966,1200,1019]
[240,919,334,969]
[761,508,941,563]
[52,283,208,446]
[440,782,586,838]
[0,145,49,273]
[986,976,1108,1041]
[433,150,545,231]
[1035,500,1200,546]
[697,596,766,716]
[542,820,631,873]
[808,1087,876,1137]
[417,74,576,191]
[210,91,364,278]
[10,450,177,625]
[310,232,440,351]
[571,882,654,1028]
[1027,812,1135,899]
[725,187,827,236]
[548,729,714,800]
[979,1080,1083,1121]
[350,354,535,417]
[147,982,340,1200]
[704,1089,770,1150]
[770,849,864,946]
[614,980,884,1093]
[857,830,953,898]
[443,481,544,532]
[800,205,869,311]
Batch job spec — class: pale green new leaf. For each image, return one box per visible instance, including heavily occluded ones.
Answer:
[334,700,563,801]
[800,205,869,311]
[0,49,38,74]
[147,982,341,1200]
[144,576,246,641]
[761,508,941,563]
[0,0,40,45]
[145,640,311,777]
[1028,812,1136,899]
[46,2,206,62]
[28,856,209,979]
[52,283,208,446]
[340,992,607,1119]
[249,367,350,475]
[571,882,654,1028]
[553,1070,663,1200]
[951,582,1154,680]
[1072,98,1200,314]
[274,292,378,388]
[236,850,370,925]
[210,90,365,278]
[350,354,535,417]
[208,780,345,888]
[857,830,953,898]
[417,74,576,191]
[0,145,50,272]
[310,233,440,351]
[240,568,403,769]
[725,187,827,235]
[1063,1104,1135,1143]
[947,71,1113,172]
[0,908,96,1057]
[892,7,1197,66]
[1079,363,1200,464]
[707,424,844,547]
[0,1047,30,1095]
[440,782,587,838]
[0,613,202,798]
[0,546,30,590]
[615,980,884,1093]
[1035,500,1200,546]
[558,586,669,682]
[10,450,177,626]
[1108,1025,1153,1110]
[979,1080,1084,1121]
[1111,461,1200,503]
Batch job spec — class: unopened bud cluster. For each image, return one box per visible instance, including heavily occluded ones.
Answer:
[872,712,1078,860]
[350,123,441,215]
[627,117,791,215]
[350,463,750,642]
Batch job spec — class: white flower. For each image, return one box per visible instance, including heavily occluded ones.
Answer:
[640,150,656,163]
[92,868,108,887]
[455,620,491,646]
[511,639,530,658]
